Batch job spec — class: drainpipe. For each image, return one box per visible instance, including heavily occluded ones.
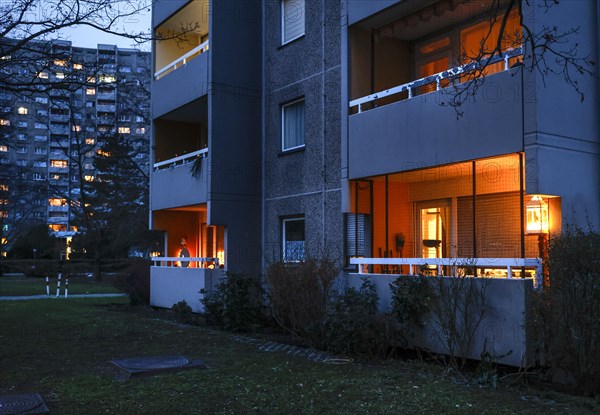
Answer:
[261,0,266,273]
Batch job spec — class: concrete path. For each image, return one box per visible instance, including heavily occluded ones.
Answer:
[0,293,127,301]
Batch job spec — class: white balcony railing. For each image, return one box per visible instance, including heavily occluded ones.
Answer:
[350,47,523,113]
[154,40,210,80]
[151,256,219,268]
[349,256,542,289]
[153,148,207,172]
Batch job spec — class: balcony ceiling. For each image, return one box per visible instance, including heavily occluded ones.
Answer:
[361,0,512,41]
[157,0,209,37]
[157,97,207,123]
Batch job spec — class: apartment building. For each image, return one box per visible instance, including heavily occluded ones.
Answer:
[0,40,150,256]
[149,0,599,365]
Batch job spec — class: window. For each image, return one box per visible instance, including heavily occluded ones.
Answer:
[34,135,47,142]
[37,109,48,117]
[16,146,26,154]
[73,63,83,70]
[17,121,27,128]
[33,161,46,168]
[135,127,146,134]
[135,116,144,123]
[50,160,68,168]
[282,99,305,151]
[37,72,48,79]
[17,107,28,115]
[85,138,95,145]
[54,59,67,67]
[282,0,305,44]
[48,198,67,207]
[55,72,65,79]
[0,119,10,126]
[282,217,305,261]
[119,66,131,73]
[0,145,7,152]
[17,133,26,140]
[34,148,47,155]
[99,75,116,83]
[16,160,27,167]
[86,88,96,95]
[118,127,130,134]
[35,97,48,104]
[34,123,46,129]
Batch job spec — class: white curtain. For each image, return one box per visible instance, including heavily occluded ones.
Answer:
[283,100,304,150]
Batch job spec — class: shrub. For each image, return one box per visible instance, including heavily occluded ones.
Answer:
[266,257,339,337]
[114,259,150,305]
[537,228,600,396]
[172,300,195,324]
[200,271,264,332]
[312,278,401,358]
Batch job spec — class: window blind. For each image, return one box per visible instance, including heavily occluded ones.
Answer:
[283,0,305,43]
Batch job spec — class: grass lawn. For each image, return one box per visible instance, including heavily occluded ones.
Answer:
[1,298,599,414]
[0,275,122,296]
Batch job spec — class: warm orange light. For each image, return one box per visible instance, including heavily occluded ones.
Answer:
[217,250,225,266]
[526,195,549,234]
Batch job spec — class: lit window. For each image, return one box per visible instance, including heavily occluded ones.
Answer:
[54,60,67,66]
[118,127,130,134]
[0,119,10,126]
[0,211,7,219]
[0,145,7,152]
[72,125,81,132]
[50,160,68,168]
[49,224,67,232]
[86,88,96,95]
[17,107,28,115]
[85,138,95,145]
[282,217,305,261]
[84,175,95,182]
[73,63,83,70]
[282,99,305,151]
[37,72,49,79]
[135,127,146,134]
[282,0,305,44]
[99,75,116,83]
[48,198,67,207]
[97,149,110,157]
[55,72,65,79]
[86,77,96,83]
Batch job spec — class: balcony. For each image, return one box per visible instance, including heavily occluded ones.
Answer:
[152,0,209,118]
[150,262,222,313]
[151,148,208,210]
[347,2,524,179]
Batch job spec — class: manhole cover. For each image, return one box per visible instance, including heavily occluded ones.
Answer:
[0,393,48,415]
[118,355,191,370]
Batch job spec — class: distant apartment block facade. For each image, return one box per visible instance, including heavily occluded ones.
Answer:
[149,0,599,364]
[0,40,150,255]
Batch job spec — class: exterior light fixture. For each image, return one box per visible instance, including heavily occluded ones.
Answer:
[526,195,549,234]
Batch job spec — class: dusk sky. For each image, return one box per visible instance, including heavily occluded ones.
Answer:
[58,6,151,50]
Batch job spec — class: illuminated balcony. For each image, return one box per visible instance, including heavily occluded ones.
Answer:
[152,0,209,118]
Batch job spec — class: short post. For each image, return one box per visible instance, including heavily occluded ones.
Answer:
[45,276,50,296]
[65,276,69,298]
[56,273,61,297]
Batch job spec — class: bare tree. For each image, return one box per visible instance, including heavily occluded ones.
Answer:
[441,0,595,114]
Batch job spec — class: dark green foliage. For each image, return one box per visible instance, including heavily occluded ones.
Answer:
[390,275,435,326]
[537,228,600,396]
[201,272,265,332]
[7,224,62,260]
[114,259,150,305]
[172,300,195,324]
[312,279,401,358]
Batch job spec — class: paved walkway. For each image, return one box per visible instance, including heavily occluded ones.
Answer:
[0,293,127,301]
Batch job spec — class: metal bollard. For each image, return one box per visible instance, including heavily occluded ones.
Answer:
[56,273,61,297]
[45,276,50,296]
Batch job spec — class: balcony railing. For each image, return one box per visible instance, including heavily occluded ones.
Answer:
[151,256,219,268]
[349,256,542,289]
[153,148,208,172]
[154,40,209,80]
[350,47,523,113]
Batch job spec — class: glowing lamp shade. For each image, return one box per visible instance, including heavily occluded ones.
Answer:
[526,195,549,234]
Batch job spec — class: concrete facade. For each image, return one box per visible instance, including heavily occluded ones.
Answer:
[150,0,599,366]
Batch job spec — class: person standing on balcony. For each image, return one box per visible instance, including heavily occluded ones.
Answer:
[179,238,190,268]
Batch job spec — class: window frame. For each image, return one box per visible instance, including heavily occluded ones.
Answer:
[281,98,305,152]
[281,0,305,45]
[282,216,305,262]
